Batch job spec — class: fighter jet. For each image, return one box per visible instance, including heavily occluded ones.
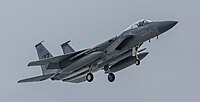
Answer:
[18,19,178,83]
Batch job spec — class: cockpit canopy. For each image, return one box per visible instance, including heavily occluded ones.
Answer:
[125,19,152,31]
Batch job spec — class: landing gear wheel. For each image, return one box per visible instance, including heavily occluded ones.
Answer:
[135,59,140,66]
[86,73,93,82]
[108,73,115,82]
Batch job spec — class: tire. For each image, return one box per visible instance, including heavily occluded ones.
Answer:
[135,59,140,66]
[108,73,115,82]
[86,73,94,82]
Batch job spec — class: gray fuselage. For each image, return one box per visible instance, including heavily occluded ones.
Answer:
[55,20,178,81]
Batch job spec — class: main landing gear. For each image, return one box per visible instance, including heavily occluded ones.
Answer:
[108,73,115,82]
[86,65,116,83]
[86,73,93,82]
[86,72,115,82]
[105,65,115,82]
[86,65,96,82]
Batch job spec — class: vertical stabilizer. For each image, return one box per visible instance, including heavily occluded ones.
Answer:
[61,40,75,54]
[35,41,58,75]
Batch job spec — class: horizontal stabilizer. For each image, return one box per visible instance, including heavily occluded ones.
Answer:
[18,74,54,83]
[28,50,86,66]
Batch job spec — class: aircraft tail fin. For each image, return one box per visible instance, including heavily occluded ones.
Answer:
[61,40,75,54]
[35,41,58,75]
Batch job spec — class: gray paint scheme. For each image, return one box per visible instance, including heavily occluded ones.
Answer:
[18,19,177,83]
[61,40,75,54]
[2,1,199,102]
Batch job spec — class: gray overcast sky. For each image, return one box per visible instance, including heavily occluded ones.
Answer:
[0,0,199,102]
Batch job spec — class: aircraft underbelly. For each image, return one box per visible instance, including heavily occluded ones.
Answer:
[99,50,132,68]
[110,52,148,72]
[60,67,89,80]
[65,76,86,83]
[59,51,102,74]
[58,67,88,80]
[62,70,88,82]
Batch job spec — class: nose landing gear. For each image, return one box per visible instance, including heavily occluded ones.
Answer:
[135,59,140,66]
[133,45,141,66]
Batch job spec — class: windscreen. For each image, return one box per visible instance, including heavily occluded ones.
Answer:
[124,19,152,31]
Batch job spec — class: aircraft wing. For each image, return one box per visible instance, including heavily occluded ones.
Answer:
[28,49,86,66]
[18,74,54,83]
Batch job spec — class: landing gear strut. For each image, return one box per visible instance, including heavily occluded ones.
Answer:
[133,45,140,66]
[104,65,115,82]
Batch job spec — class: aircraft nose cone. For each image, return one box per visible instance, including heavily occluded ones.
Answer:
[158,21,178,33]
